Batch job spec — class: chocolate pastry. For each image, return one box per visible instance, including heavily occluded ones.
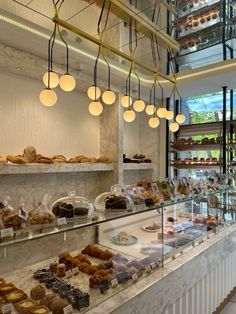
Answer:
[4,289,27,304]
[167,217,177,223]
[104,194,127,210]
[74,207,88,216]
[57,264,66,277]
[15,299,38,314]
[49,296,67,314]
[30,285,46,300]
[58,203,74,218]
[82,244,114,260]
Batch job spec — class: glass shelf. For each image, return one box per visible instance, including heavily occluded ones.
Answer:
[0,189,229,249]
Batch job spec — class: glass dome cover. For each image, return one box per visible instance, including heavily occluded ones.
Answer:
[51,191,95,218]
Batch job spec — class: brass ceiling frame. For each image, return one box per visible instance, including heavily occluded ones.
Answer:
[95,0,179,51]
[53,16,176,84]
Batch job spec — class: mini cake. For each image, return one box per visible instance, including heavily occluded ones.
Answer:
[56,264,66,277]
[30,285,46,300]
[104,194,127,210]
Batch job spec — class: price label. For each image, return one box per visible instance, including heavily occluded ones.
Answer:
[150,262,157,270]
[132,273,138,282]
[63,305,73,314]
[18,208,28,221]
[57,218,67,226]
[66,270,73,278]
[2,303,13,314]
[72,267,79,276]
[145,266,151,274]
[111,278,118,288]
[0,228,14,239]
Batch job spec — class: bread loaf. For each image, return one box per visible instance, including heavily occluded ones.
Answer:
[23,146,36,163]
[7,155,27,164]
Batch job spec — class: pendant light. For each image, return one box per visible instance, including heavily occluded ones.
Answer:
[165,110,174,120]
[123,108,136,122]
[89,101,103,116]
[146,104,156,115]
[101,51,116,105]
[133,67,145,112]
[149,116,160,128]
[57,25,76,92]
[156,86,167,118]
[169,121,179,132]
[40,24,58,106]
[176,113,186,124]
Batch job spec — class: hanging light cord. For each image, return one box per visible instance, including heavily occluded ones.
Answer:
[47,23,57,88]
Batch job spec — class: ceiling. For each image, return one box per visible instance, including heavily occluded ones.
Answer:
[0,0,235,100]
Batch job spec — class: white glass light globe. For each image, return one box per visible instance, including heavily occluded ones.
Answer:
[148,116,160,128]
[165,110,174,120]
[176,113,186,124]
[39,88,57,107]
[169,122,180,132]
[102,89,116,105]
[43,71,59,88]
[88,101,103,116]
[156,107,167,118]
[59,73,76,91]
[133,99,145,112]
[123,109,136,122]
[145,104,155,115]
[121,95,132,108]
[87,85,101,100]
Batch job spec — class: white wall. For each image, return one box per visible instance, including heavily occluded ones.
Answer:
[123,113,140,158]
[0,71,100,159]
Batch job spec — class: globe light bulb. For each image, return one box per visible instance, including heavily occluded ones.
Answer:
[133,99,145,112]
[102,89,116,105]
[59,73,76,91]
[123,109,135,122]
[121,95,132,108]
[176,113,186,124]
[156,107,167,118]
[145,104,155,115]
[87,85,101,100]
[39,88,57,107]
[148,116,160,128]
[88,101,103,116]
[165,110,174,120]
[169,122,180,132]
[43,71,59,88]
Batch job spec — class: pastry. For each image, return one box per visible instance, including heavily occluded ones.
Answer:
[52,155,67,163]
[68,158,78,163]
[40,294,57,308]
[82,244,114,260]
[75,155,85,162]
[57,264,66,277]
[49,296,67,314]
[23,146,36,163]
[90,158,97,163]
[0,284,17,296]
[74,207,88,216]
[117,231,129,242]
[4,289,27,303]
[144,223,160,231]
[80,158,90,163]
[30,285,46,300]
[37,156,53,164]
[0,156,6,164]
[50,262,58,273]
[15,299,37,314]
[6,155,27,164]
[30,305,50,314]
[0,279,6,288]
[104,195,127,210]
[96,156,111,163]
[167,217,177,223]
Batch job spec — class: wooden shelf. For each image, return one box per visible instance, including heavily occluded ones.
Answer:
[0,163,114,175]
[172,163,220,169]
[122,163,153,170]
[178,122,223,136]
[171,143,221,151]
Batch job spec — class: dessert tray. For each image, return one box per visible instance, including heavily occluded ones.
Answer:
[111,235,138,246]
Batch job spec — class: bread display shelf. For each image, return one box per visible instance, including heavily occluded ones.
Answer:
[171,143,221,152]
[172,163,220,169]
[177,0,221,21]
[177,21,222,41]
[177,121,223,137]
[0,163,114,175]
[122,163,153,170]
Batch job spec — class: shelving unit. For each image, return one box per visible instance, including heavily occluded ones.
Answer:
[122,163,153,171]
[0,163,114,175]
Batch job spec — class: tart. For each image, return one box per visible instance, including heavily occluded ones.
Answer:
[15,299,37,314]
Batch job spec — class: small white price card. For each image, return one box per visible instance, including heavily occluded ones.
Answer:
[111,278,118,288]
[150,262,157,270]
[0,228,14,239]
[57,218,67,226]
[132,273,138,282]
[66,270,73,278]
[145,266,151,274]
[2,303,13,314]
[72,267,79,275]
[18,208,28,221]
[63,305,73,314]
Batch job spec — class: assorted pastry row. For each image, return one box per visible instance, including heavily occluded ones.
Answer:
[172,157,220,166]
[172,137,221,148]
[0,146,111,164]
[177,0,218,18]
[123,154,151,163]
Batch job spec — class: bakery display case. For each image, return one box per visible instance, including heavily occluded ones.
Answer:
[0,177,235,313]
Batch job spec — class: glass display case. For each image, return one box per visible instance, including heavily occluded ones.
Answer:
[0,182,235,313]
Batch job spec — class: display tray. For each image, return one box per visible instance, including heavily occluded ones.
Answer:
[171,143,221,152]
[1,245,160,314]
